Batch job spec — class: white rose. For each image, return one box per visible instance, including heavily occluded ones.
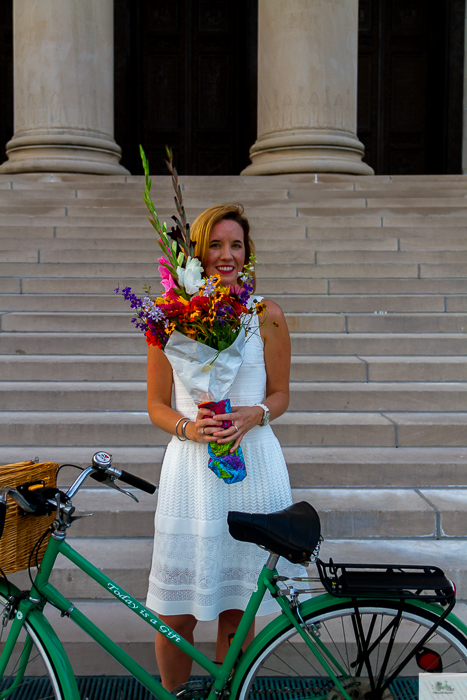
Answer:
[177,257,204,295]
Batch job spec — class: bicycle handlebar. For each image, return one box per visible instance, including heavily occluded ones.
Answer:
[118,470,156,494]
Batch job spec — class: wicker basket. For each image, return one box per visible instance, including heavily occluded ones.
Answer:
[0,460,58,575]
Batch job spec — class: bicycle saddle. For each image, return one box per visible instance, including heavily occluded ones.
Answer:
[227,501,321,564]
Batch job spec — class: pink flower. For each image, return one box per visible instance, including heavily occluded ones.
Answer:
[158,258,178,299]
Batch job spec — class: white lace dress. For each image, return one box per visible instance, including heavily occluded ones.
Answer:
[146,311,304,621]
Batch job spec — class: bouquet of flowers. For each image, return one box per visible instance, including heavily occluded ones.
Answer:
[116,147,264,484]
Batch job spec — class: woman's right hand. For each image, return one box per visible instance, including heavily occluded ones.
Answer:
[188,407,224,443]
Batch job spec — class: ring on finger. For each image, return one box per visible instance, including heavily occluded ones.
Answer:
[202,427,205,435]
[234,424,239,433]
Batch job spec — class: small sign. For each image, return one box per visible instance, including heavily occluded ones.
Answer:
[419,674,467,699]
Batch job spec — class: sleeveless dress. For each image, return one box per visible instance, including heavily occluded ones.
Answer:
[146,308,305,621]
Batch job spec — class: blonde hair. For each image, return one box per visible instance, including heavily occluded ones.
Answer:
[190,204,256,290]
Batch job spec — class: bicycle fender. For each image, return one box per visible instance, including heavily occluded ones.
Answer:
[229,593,342,698]
[22,608,80,700]
[403,596,467,638]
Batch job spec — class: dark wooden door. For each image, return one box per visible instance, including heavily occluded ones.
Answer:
[115,0,258,175]
[357,0,465,175]
[0,0,13,166]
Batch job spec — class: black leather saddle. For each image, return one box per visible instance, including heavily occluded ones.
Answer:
[227,501,321,564]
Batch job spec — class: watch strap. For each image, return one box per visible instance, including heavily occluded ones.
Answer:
[254,403,270,427]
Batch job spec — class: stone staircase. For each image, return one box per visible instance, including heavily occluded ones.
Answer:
[1,172,466,673]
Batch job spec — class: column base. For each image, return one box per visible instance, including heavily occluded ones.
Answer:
[0,131,130,175]
[241,129,374,176]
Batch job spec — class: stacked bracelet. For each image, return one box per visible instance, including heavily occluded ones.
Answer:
[175,417,188,441]
[175,417,191,441]
[181,419,191,440]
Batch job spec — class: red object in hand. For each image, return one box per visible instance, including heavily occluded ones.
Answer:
[198,399,232,430]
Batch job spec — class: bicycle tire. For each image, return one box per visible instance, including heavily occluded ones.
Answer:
[236,598,467,700]
[0,590,64,700]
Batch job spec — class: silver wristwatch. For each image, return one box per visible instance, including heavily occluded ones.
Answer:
[255,403,270,427]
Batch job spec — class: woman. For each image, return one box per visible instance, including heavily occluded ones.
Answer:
[146,204,300,690]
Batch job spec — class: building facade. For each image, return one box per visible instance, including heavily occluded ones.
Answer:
[0,0,465,176]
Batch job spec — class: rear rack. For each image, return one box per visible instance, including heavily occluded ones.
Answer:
[317,558,455,604]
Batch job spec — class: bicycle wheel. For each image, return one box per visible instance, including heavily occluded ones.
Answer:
[237,598,467,700]
[0,591,64,700]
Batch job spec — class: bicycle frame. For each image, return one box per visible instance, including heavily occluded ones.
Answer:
[0,532,361,700]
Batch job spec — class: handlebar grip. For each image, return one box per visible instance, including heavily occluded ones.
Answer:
[119,471,156,495]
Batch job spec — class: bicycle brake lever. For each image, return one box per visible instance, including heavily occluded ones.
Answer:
[0,486,37,513]
[94,476,139,503]
[68,512,94,524]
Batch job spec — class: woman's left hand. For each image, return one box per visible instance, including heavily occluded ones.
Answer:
[212,405,264,452]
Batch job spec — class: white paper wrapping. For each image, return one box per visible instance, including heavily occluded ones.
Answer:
[164,329,246,404]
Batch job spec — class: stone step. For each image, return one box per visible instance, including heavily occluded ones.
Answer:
[0,410,397,447]
[0,261,422,278]
[24,192,467,212]
[2,380,467,413]
[0,189,291,201]
[59,487,446,540]
[291,187,467,199]
[0,220,306,238]
[10,308,462,335]
[8,276,463,297]
[5,247,467,266]
[1,445,465,488]
[0,311,347,334]
[0,280,20,293]
[12,309,467,335]
[2,331,466,355]
[36,248,314,264]
[0,215,303,233]
[402,237,467,250]
[2,221,467,241]
[3,232,467,254]
[12,308,467,334]
[17,277,330,295]
[0,293,451,314]
[291,333,467,355]
[317,250,467,264]
[301,197,467,208]
[299,205,467,217]
[0,202,297,217]
[2,354,466,383]
[9,535,467,602]
[0,236,405,252]
[0,354,367,382]
[343,314,467,334]
[303,214,467,228]
[362,356,467,382]
[329,279,467,294]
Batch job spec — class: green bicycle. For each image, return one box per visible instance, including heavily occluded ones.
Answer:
[0,451,467,700]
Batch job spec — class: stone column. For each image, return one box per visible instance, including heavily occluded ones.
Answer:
[0,0,128,175]
[463,2,467,174]
[242,0,373,176]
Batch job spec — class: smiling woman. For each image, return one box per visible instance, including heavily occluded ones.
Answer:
[190,204,256,291]
[145,202,304,692]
